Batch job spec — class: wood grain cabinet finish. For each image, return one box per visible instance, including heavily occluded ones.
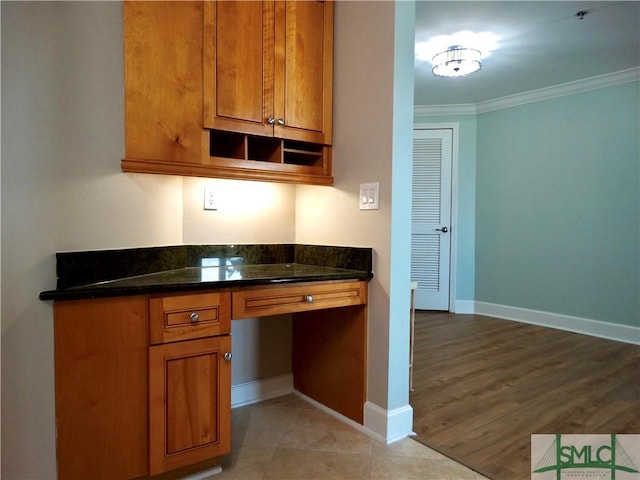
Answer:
[53,292,232,479]
[203,0,333,145]
[149,292,231,344]
[122,0,334,186]
[149,335,232,476]
[232,280,366,319]
[54,297,149,480]
[148,292,232,475]
[123,1,207,167]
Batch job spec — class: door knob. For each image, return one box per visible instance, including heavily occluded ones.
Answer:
[435,226,448,233]
[267,117,276,125]
[223,352,232,361]
[277,118,285,126]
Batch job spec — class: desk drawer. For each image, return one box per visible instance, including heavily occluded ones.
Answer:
[232,281,367,319]
[149,292,231,344]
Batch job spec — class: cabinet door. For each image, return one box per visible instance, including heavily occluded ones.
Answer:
[149,336,232,476]
[203,1,274,137]
[274,0,333,144]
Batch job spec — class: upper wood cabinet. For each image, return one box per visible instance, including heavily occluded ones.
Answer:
[203,0,333,145]
[123,1,207,167]
[122,0,334,186]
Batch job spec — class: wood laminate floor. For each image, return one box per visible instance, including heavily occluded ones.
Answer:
[409,311,640,480]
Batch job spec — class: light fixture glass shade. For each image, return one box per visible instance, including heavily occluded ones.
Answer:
[432,45,481,77]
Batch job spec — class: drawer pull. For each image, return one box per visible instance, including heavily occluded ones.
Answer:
[305,295,314,303]
[223,352,232,361]
[189,312,200,323]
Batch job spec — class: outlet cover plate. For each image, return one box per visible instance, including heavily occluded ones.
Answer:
[204,185,217,210]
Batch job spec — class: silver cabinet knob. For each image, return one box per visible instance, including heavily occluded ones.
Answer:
[223,352,232,361]
[267,117,276,125]
[189,312,200,322]
[277,118,285,126]
[435,226,448,233]
[305,295,314,303]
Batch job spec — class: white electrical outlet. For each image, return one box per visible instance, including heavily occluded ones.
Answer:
[204,185,217,210]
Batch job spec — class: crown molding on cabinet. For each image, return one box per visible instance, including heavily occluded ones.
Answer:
[414,67,640,117]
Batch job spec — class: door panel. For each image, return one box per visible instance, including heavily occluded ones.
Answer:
[274,0,333,144]
[149,335,231,475]
[203,1,274,136]
[411,129,452,310]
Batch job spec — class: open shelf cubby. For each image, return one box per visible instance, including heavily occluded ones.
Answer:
[207,130,331,184]
[247,137,282,163]
[283,140,325,167]
[210,130,246,160]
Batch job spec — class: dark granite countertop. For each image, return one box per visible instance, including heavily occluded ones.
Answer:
[39,244,373,301]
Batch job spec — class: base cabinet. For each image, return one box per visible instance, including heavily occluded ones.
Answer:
[52,280,367,478]
[53,293,232,480]
[54,297,149,480]
[149,336,232,475]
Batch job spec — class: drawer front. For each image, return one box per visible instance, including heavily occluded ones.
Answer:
[232,281,367,319]
[149,292,231,344]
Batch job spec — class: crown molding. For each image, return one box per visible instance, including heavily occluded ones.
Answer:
[414,67,640,117]
[414,103,477,116]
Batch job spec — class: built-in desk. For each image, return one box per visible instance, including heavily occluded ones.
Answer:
[40,244,372,480]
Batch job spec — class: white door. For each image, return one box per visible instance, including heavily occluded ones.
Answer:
[411,128,452,310]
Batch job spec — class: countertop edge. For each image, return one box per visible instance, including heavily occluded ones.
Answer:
[39,271,374,302]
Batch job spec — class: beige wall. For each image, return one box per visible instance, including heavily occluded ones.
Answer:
[182,177,296,245]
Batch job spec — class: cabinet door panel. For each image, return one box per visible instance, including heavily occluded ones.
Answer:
[166,352,218,454]
[204,1,274,136]
[149,336,232,475]
[275,0,333,144]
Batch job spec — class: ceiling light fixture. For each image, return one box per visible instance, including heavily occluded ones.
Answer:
[432,45,482,78]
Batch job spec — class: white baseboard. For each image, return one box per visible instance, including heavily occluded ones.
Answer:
[453,300,475,314]
[363,401,414,445]
[231,373,294,408]
[474,302,640,345]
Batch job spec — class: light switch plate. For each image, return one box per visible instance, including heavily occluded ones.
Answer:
[359,182,379,210]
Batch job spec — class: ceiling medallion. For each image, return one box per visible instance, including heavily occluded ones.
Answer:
[432,45,482,78]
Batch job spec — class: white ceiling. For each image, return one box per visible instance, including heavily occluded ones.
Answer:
[414,1,640,106]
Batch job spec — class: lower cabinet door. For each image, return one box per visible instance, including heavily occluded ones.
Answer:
[149,335,232,475]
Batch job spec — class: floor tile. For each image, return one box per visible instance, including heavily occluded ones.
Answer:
[370,455,454,480]
[263,448,371,480]
[216,445,276,480]
[218,394,488,480]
